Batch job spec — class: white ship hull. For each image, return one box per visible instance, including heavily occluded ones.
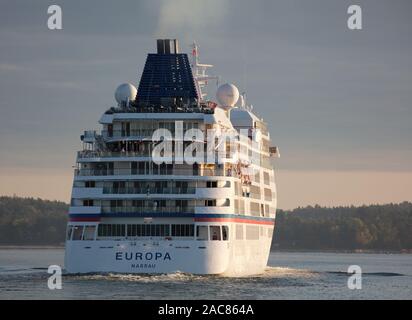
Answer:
[65,223,274,276]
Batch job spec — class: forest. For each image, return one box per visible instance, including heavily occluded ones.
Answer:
[0,196,67,245]
[272,202,412,251]
[0,196,411,250]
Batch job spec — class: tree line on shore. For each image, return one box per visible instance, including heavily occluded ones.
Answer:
[0,196,67,245]
[272,202,412,251]
[0,196,411,250]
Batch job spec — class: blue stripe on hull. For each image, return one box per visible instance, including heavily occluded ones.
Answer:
[69,212,275,222]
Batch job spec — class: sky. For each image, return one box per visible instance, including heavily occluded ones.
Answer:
[0,0,411,209]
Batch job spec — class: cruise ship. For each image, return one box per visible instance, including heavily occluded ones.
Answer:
[65,39,279,276]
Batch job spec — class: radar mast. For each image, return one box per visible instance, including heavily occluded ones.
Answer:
[190,41,219,101]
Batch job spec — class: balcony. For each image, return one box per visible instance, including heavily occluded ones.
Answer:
[68,206,101,214]
[102,129,156,140]
[101,206,194,215]
[77,150,151,159]
[75,168,237,178]
[71,187,103,198]
[102,187,196,195]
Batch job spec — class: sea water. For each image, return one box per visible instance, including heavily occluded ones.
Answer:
[0,248,411,299]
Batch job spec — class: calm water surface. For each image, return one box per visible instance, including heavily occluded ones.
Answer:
[0,248,411,299]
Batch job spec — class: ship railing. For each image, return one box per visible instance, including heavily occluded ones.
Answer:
[75,168,237,178]
[77,150,152,158]
[104,103,214,115]
[102,187,196,195]
[101,206,194,214]
[101,129,156,139]
[77,150,223,159]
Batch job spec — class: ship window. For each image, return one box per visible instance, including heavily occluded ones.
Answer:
[66,226,73,240]
[85,181,95,188]
[263,172,270,185]
[210,226,221,241]
[188,224,194,237]
[206,181,218,188]
[264,188,272,201]
[83,199,94,207]
[127,224,133,236]
[107,124,113,137]
[250,202,260,216]
[171,224,177,236]
[97,224,125,237]
[170,224,194,237]
[236,225,243,240]
[110,200,123,209]
[176,200,188,210]
[124,224,194,238]
[205,200,216,207]
[145,224,151,236]
[196,226,208,240]
[72,226,84,241]
[83,226,96,240]
[246,225,260,240]
[222,226,229,241]
[239,200,245,215]
[165,225,171,236]
[98,224,106,237]
[141,224,147,236]
[138,162,145,174]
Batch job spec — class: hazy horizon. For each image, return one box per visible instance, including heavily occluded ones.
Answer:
[1,0,411,209]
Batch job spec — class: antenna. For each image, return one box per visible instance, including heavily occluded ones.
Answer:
[190,41,219,101]
[239,91,247,109]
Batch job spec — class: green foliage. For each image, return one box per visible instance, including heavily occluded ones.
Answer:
[0,196,68,245]
[272,202,412,250]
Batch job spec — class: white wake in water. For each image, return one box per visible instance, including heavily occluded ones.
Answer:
[69,271,206,283]
[260,266,316,278]
[66,266,318,283]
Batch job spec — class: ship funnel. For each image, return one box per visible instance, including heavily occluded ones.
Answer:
[137,39,199,107]
[157,39,179,54]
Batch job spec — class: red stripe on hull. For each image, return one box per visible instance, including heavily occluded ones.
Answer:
[194,218,275,225]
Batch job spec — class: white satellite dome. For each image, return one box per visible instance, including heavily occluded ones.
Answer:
[216,83,239,109]
[115,83,137,105]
